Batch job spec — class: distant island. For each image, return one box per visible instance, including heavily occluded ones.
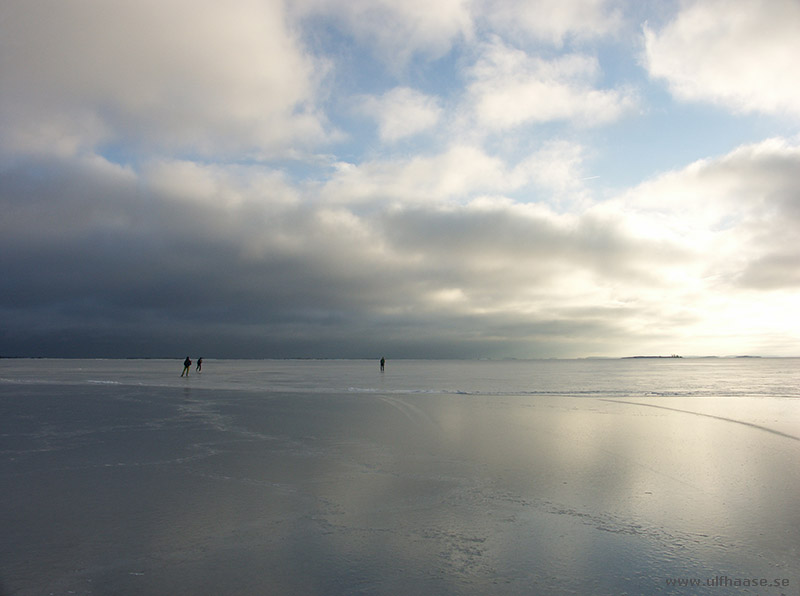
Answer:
[621,355,765,359]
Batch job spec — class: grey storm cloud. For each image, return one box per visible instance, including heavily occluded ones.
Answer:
[379,203,688,284]
[0,151,665,358]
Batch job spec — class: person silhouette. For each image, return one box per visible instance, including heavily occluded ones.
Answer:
[380,356,385,371]
[181,357,192,377]
[196,358,203,373]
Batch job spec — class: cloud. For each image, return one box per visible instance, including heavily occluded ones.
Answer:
[644,0,800,117]
[514,140,590,200]
[466,39,637,131]
[0,0,331,157]
[2,2,799,358]
[606,138,800,292]
[0,152,673,358]
[3,137,800,357]
[321,145,519,205]
[380,198,680,297]
[359,87,443,142]
[321,140,592,208]
[479,0,622,45]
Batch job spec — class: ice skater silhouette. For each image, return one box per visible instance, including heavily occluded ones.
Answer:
[181,357,192,377]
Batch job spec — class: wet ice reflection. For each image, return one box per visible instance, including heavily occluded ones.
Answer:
[2,383,798,595]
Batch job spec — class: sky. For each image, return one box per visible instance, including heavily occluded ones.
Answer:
[1,0,799,359]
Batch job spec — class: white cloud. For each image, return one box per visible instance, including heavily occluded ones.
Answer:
[321,144,520,205]
[479,0,622,45]
[142,160,300,211]
[514,140,589,196]
[360,87,443,142]
[604,138,800,289]
[467,39,637,131]
[0,0,330,157]
[644,0,800,117]
[323,138,594,210]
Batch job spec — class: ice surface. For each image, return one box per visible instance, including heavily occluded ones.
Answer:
[1,359,798,595]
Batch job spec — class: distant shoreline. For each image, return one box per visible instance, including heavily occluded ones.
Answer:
[621,355,764,360]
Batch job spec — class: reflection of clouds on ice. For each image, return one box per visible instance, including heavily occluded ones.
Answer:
[312,392,798,592]
[2,359,799,595]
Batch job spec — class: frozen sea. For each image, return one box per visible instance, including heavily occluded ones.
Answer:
[1,358,798,595]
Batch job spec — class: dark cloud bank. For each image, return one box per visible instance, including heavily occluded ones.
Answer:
[1,154,647,359]
[4,141,799,359]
